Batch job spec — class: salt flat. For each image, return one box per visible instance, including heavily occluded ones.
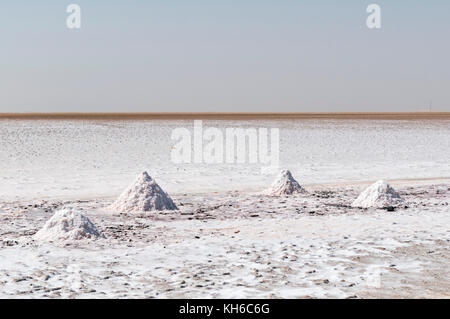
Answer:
[0,119,449,201]
[0,119,449,298]
[0,182,449,298]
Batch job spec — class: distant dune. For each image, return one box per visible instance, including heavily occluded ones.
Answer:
[0,112,450,120]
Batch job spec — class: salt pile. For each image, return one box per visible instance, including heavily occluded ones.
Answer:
[34,208,104,242]
[351,180,404,208]
[109,171,177,212]
[266,169,306,195]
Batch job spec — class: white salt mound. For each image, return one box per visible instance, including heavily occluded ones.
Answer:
[109,171,177,212]
[266,169,306,196]
[351,180,404,208]
[34,208,104,242]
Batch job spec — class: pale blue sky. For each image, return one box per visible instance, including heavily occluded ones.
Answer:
[1,1,449,112]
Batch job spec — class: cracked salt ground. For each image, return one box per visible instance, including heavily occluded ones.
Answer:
[0,181,449,298]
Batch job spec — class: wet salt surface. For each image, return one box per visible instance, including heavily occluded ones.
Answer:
[0,182,449,298]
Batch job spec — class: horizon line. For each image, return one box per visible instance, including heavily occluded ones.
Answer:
[1,112,450,120]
